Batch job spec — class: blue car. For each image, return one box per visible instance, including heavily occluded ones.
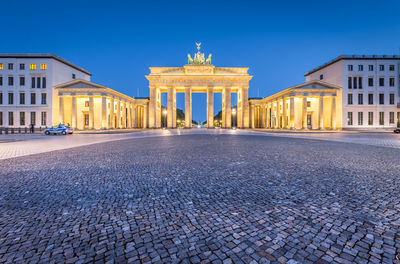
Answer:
[45,124,73,135]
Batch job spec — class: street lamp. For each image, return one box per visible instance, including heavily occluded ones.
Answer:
[232,108,236,128]
[162,109,167,128]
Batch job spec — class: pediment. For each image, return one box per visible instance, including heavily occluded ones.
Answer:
[56,80,105,89]
[293,81,339,90]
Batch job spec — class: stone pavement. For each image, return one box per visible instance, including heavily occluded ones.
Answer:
[0,133,399,263]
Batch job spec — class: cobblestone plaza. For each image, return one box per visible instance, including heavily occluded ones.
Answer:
[0,131,400,263]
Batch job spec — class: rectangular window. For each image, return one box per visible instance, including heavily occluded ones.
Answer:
[0,76,2,86]
[0,63,3,70]
[358,65,363,71]
[368,94,374,105]
[379,112,384,125]
[20,76,25,86]
[8,76,13,86]
[30,64,36,70]
[353,77,357,89]
[30,112,36,125]
[42,77,46,88]
[30,93,36,105]
[368,77,373,87]
[85,101,89,107]
[358,77,362,89]
[72,74,76,79]
[0,92,2,104]
[390,112,395,124]
[36,77,41,88]
[20,112,25,126]
[389,65,395,71]
[41,93,46,104]
[390,93,395,105]
[31,77,35,88]
[368,112,373,125]
[40,64,47,70]
[389,77,395,87]
[19,92,25,104]
[347,112,353,125]
[8,92,13,104]
[19,64,25,70]
[41,112,47,126]
[0,112,2,126]
[348,93,353,105]
[379,77,384,86]
[8,63,13,70]
[348,77,352,89]
[358,112,363,125]
[379,65,384,71]
[319,74,323,80]
[379,93,384,104]
[358,93,363,105]
[368,65,373,71]
[8,112,14,126]
[348,65,353,71]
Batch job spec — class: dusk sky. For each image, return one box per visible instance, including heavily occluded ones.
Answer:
[3,0,400,122]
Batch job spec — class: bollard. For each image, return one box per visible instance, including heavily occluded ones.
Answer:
[0,128,2,135]
[5,128,8,134]
[11,128,14,134]
[18,127,21,133]
[25,127,27,133]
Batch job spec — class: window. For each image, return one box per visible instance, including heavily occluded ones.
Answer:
[379,65,384,71]
[379,112,384,125]
[353,77,357,89]
[30,112,36,125]
[0,112,2,126]
[41,93,46,104]
[0,63,3,70]
[389,77,395,87]
[368,112,373,125]
[30,64,36,70]
[85,101,89,107]
[0,76,2,86]
[8,112,14,126]
[319,74,323,80]
[358,112,363,125]
[42,77,46,88]
[72,74,76,79]
[379,93,384,104]
[348,77,352,89]
[20,76,25,86]
[8,63,13,70]
[41,112,46,126]
[84,114,89,126]
[368,94,374,105]
[20,112,25,126]
[40,64,47,70]
[19,92,25,105]
[358,65,363,71]
[30,93,36,104]
[306,101,311,107]
[8,76,13,86]
[358,77,362,89]
[348,65,353,71]
[348,94,353,105]
[347,112,353,125]
[8,93,13,104]
[31,77,35,88]
[368,77,373,87]
[358,93,363,105]
[390,93,395,105]
[0,92,2,104]
[379,78,384,86]
[389,65,395,71]
[36,77,41,88]
[20,64,25,70]
[368,65,373,71]
[390,112,395,124]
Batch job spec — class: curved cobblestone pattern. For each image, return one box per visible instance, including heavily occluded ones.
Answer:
[0,135,399,263]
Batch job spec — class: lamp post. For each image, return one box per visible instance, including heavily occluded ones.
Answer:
[232,108,236,128]
[162,109,167,128]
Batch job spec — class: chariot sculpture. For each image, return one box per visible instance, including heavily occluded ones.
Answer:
[187,43,212,65]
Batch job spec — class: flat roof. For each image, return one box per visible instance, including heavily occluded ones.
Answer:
[305,54,400,76]
[0,53,91,75]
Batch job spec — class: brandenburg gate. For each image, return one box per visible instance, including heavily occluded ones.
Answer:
[146,43,253,128]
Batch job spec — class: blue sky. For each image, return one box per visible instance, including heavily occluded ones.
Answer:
[2,0,400,122]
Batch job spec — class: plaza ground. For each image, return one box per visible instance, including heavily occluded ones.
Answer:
[0,130,399,263]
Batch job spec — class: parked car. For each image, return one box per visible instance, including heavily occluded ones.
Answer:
[45,124,73,135]
[394,128,400,134]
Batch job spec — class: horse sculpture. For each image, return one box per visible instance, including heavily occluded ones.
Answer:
[205,54,212,65]
[187,54,194,64]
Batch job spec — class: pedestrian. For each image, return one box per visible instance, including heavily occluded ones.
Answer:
[30,124,34,133]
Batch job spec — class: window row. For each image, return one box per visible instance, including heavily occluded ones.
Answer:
[347,111,397,126]
[0,76,46,88]
[0,63,47,70]
[347,64,395,72]
[348,76,396,89]
[347,93,395,105]
[0,111,47,126]
[0,92,46,105]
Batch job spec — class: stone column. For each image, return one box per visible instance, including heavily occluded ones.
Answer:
[156,88,161,128]
[89,96,94,129]
[225,87,231,128]
[116,100,121,129]
[132,104,136,128]
[277,100,281,128]
[242,87,250,128]
[110,98,114,128]
[282,98,287,129]
[71,95,77,129]
[331,96,336,129]
[250,104,255,128]
[149,86,155,128]
[319,96,324,129]
[261,104,266,128]
[207,86,214,128]
[266,103,270,128]
[302,97,308,129]
[185,87,192,128]
[167,86,174,128]
[59,96,64,124]
[101,96,107,129]
[143,104,148,128]
[289,97,295,129]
